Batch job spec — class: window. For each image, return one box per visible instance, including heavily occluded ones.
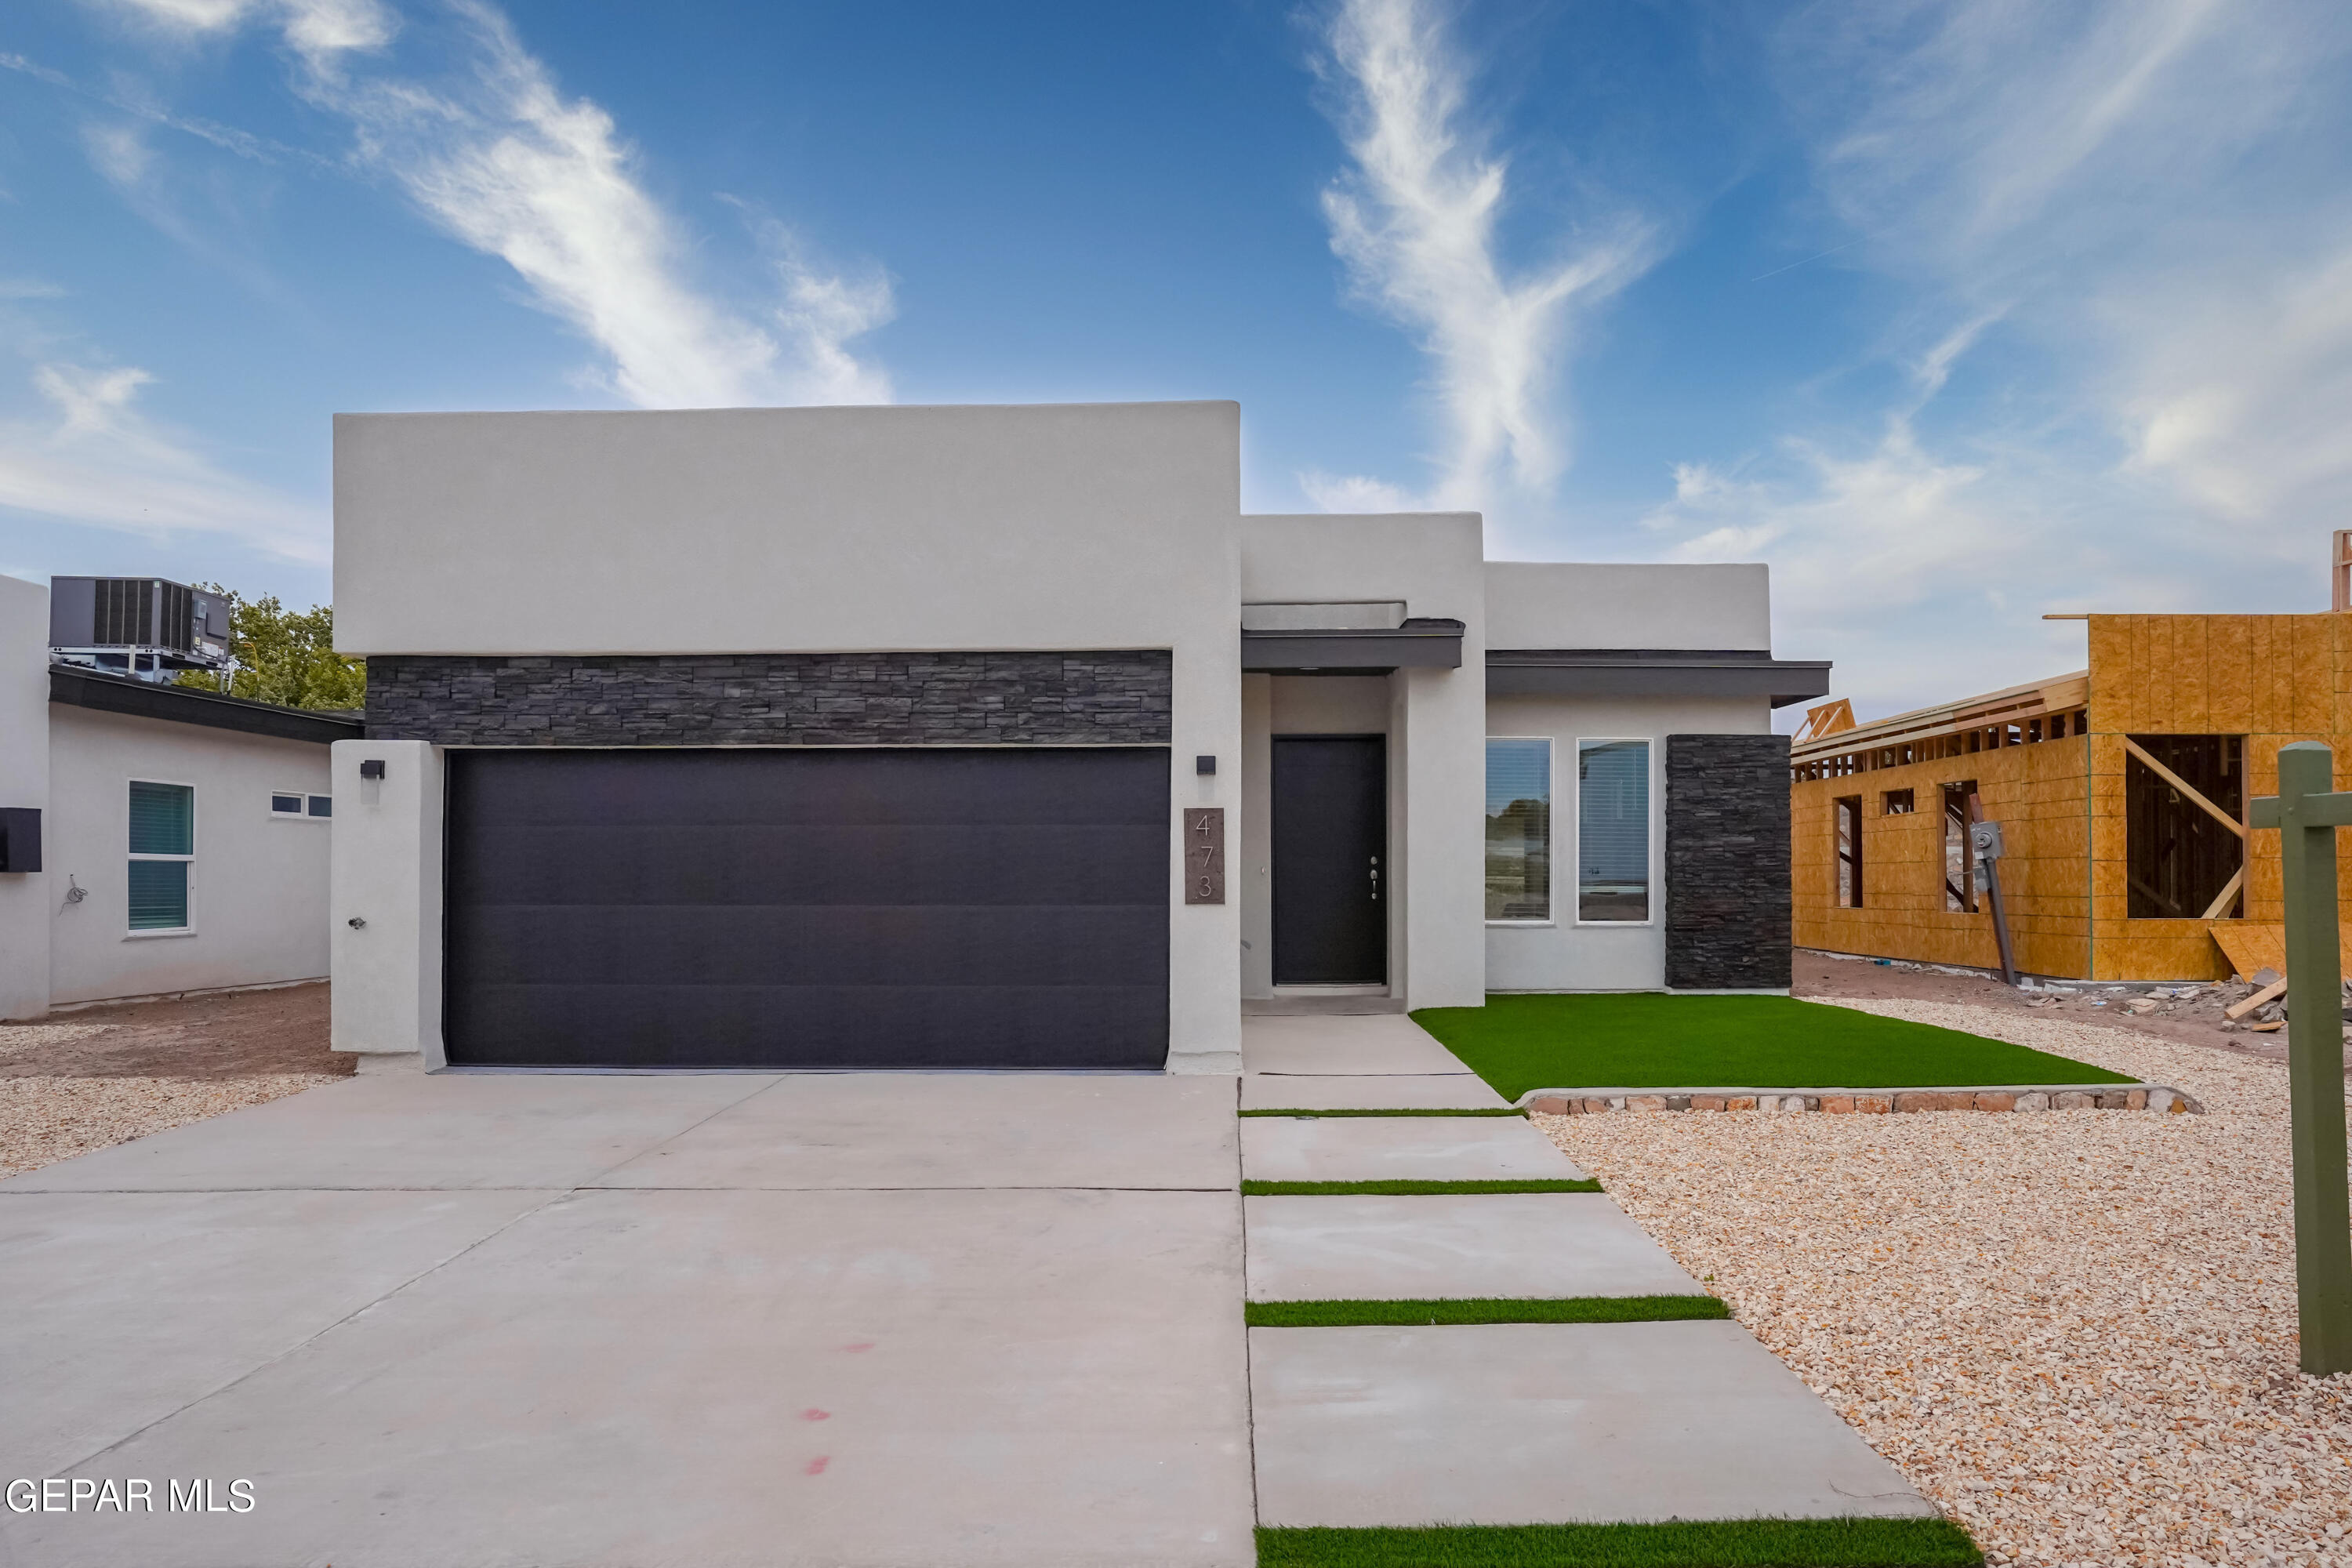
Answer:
[1835,796,1864,908]
[271,792,332,819]
[1942,781,1978,913]
[307,794,332,818]
[1577,739,1650,923]
[1485,738,1551,921]
[270,793,303,815]
[128,780,193,931]
[1883,789,1915,815]
[2125,735,2244,919]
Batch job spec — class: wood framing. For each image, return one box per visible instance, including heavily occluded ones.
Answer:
[1791,612,2352,981]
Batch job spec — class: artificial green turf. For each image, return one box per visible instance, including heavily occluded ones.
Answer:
[1239,1108,1528,1119]
[1409,993,2129,1100]
[1245,1294,1727,1327]
[1242,1178,1602,1196]
[1254,1517,1983,1567]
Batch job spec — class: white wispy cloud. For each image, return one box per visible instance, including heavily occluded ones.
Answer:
[1305,0,1653,520]
[102,0,893,408]
[1636,0,2352,718]
[0,361,326,560]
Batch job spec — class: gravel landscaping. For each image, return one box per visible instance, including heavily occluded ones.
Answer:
[0,985,343,1178]
[1536,997,2352,1568]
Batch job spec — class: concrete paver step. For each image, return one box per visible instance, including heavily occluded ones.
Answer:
[1249,1320,1938,1528]
[1239,1074,1510,1111]
[1241,1014,1475,1076]
[1240,1115,1591,1185]
[1244,1192,1700,1302]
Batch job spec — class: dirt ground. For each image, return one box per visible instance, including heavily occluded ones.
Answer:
[0,982,347,1079]
[1793,949,2316,1071]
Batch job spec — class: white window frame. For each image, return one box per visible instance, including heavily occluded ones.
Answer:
[126,777,197,939]
[1484,735,1557,927]
[269,790,332,820]
[1572,737,1657,928]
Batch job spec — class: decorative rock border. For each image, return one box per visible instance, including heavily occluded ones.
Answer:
[1520,1083,2202,1116]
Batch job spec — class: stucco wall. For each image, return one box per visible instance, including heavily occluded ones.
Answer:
[1484,563,1771,652]
[335,402,1244,1068]
[0,576,52,1020]
[1483,694,1768,992]
[1240,515,1486,1008]
[45,706,332,1007]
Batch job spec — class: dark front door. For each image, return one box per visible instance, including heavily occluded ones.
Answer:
[1271,735,1387,985]
[443,746,1170,1069]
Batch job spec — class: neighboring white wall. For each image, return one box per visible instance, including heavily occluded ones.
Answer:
[0,576,52,1020]
[330,740,445,1064]
[1240,515,1486,1008]
[336,403,1245,1069]
[1483,694,1769,992]
[1485,563,1771,652]
[45,707,332,1007]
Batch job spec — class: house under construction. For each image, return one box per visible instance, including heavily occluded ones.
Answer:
[1790,544,2352,982]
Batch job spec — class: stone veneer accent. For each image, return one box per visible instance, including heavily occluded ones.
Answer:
[1664,733,1793,991]
[363,652,1173,747]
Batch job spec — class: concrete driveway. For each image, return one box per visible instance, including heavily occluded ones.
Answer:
[0,1071,1254,1568]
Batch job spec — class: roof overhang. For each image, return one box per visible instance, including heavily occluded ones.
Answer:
[1486,648,1833,709]
[49,663,363,745]
[1242,618,1465,674]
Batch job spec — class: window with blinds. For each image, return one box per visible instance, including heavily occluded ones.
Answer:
[1485,738,1551,921]
[128,780,194,931]
[1577,739,1650,924]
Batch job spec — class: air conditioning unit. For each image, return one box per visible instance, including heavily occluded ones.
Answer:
[49,577,233,681]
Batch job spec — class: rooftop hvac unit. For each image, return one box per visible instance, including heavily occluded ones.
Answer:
[49,577,233,681]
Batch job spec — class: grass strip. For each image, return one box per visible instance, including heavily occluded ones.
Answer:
[1240,1107,1526,1118]
[1255,1517,1983,1567]
[1246,1295,1726,1327]
[1410,992,2129,1099]
[1242,1178,1601,1196]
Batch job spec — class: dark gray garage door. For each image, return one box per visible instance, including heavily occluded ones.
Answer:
[443,747,1170,1069]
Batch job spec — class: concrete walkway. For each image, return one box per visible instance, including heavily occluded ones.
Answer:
[1240,1011,1939,1530]
[1,1072,1254,1567]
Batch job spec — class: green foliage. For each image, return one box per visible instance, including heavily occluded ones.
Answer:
[172,586,365,711]
[1410,993,2129,1099]
[1244,1295,1728,1327]
[1241,1179,1602,1196]
[1255,1518,1983,1567]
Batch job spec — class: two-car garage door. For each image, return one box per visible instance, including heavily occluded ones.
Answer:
[442,747,1170,1069]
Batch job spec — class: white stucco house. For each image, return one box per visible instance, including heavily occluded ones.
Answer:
[0,574,356,1022]
[328,401,1826,1073]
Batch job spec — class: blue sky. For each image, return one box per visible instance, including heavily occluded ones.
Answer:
[4,0,2350,721]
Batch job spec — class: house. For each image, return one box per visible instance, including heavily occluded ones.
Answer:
[1789,547,2352,982]
[0,574,358,1022]
[328,401,1828,1072]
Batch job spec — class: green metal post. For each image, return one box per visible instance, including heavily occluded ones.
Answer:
[2271,742,2352,1376]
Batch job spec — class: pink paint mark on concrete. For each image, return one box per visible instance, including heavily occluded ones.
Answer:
[800,1408,830,1421]
[804,1457,830,1476]
[840,1342,875,1353]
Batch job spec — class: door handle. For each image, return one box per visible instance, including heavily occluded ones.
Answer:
[1369,859,1380,902]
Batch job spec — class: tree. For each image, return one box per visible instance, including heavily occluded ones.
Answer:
[173,587,365,711]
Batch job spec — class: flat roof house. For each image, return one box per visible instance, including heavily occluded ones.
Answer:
[0,574,355,1022]
[329,402,1826,1073]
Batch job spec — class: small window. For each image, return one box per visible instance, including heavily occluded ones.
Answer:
[1835,796,1864,908]
[1577,739,1650,923]
[270,793,304,815]
[128,780,194,931]
[1883,789,1914,815]
[1943,781,1979,913]
[307,794,332,818]
[1485,738,1551,921]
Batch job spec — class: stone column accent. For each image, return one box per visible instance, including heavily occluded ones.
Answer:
[1664,733,1793,991]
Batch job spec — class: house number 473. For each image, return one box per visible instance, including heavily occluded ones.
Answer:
[1183,808,1225,906]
